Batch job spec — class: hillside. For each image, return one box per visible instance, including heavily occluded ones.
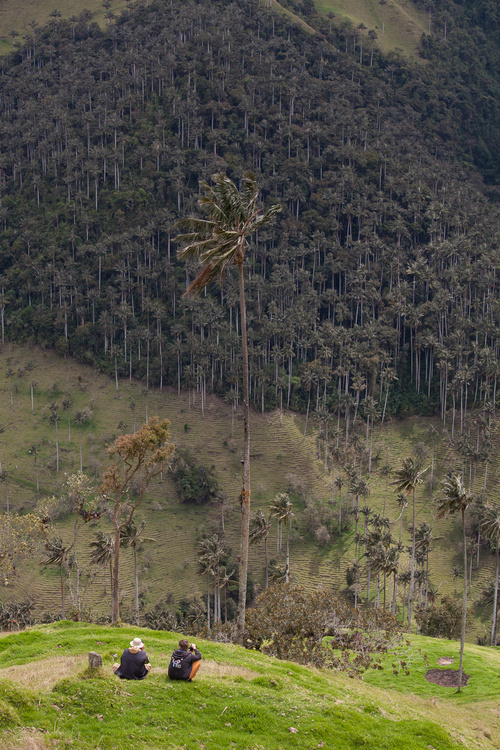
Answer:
[1,342,500,641]
[0,0,427,56]
[0,621,499,749]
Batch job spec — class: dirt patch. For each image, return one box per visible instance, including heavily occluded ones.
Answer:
[436,657,455,666]
[425,668,470,687]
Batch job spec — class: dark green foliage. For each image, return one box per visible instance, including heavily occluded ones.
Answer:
[0,0,497,428]
[415,595,464,639]
[245,583,406,676]
[170,449,221,505]
[143,599,179,631]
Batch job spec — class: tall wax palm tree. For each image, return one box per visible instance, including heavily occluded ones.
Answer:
[392,457,428,630]
[42,536,73,619]
[269,492,293,582]
[120,520,156,626]
[176,173,281,643]
[249,508,272,589]
[49,404,60,474]
[89,531,114,599]
[197,533,225,624]
[480,505,500,646]
[436,474,472,691]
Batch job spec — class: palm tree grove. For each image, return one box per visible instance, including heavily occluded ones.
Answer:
[0,0,500,747]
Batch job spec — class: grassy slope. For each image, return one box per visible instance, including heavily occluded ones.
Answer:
[0,622,498,749]
[313,0,428,56]
[0,0,127,55]
[0,0,428,57]
[1,343,500,639]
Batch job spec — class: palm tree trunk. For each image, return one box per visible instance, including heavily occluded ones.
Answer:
[285,516,290,583]
[60,562,65,619]
[112,526,121,624]
[264,536,269,590]
[491,537,499,647]
[134,544,139,626]
[458,509,467,691]
[407,489,416,630]
[207,574,211,630]
[236,255,251,645]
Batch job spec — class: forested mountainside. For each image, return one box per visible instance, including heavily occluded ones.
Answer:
[0,0,499,428]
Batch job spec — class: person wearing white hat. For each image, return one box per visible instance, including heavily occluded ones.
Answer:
[114,637,151,680]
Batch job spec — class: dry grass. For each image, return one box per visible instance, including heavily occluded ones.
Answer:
[0,731,50,750]
[0,655,86,691]
[151,659,259,680]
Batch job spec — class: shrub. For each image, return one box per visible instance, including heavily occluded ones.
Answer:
[245,583,406,676]
[144,600,178,631]
[170,449,221,504]
[415,595,465,639]
[0,600,36,631]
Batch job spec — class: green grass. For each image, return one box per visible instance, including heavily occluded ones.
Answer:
[0,622,498,749]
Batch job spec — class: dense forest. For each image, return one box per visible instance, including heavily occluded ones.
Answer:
[0,0,499,436]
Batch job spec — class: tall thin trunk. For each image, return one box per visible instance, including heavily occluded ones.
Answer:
[407,488,416,630]
[264,536,269,590]
[490,538,499,647]
[112,526,121,624]
[60,563,65,619]
[236,257,251,644]
[458,509,467,691]
[134,544,139,626]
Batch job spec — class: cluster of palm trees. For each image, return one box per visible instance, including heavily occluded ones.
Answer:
[0,0,498,441]
[43,519,153,626]
[196,534,235,628]
[249,492,294,587]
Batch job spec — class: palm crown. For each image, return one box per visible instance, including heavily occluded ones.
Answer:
[176,172,281,295]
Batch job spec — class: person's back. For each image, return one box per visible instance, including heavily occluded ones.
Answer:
[115,637,150,680]
[168,639,201,681]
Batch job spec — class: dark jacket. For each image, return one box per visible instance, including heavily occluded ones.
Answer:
[168,647,202,680]
[115,648,149,680]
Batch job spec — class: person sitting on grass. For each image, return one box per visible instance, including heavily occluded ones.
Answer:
[114,637,151,680]
[168,639,202,682]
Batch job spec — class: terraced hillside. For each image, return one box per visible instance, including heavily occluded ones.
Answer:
[1,343,500,637]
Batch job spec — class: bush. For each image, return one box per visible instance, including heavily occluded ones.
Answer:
[144,600,178,631]
[245,583,406,676]
[170,449,221,504]
[415,596,465,639]
[0,600,35,631]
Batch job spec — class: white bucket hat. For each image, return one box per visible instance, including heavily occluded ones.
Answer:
[130,637,144,649]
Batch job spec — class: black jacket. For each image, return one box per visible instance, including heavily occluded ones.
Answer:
[115,648,149,680]
[168,647,201,680]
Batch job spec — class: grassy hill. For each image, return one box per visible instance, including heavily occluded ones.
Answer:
[0,0,127,55]
[312,0,428,55]
[0,621,499,749]
[0,0,428,57]
[1,342,500,640]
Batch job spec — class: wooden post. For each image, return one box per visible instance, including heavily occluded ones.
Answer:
[88,651,103,669]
